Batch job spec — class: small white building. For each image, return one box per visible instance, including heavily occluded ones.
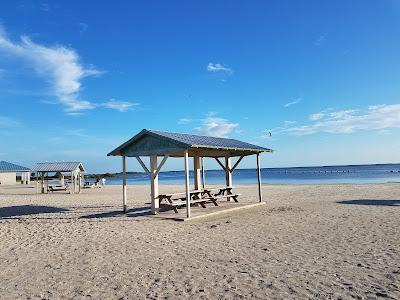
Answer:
[0,161,31,185]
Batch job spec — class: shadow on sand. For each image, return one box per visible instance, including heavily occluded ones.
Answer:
[0,205,69,218]
[337,199,400,207]
[80,205,173,219]
[81,206,152,219]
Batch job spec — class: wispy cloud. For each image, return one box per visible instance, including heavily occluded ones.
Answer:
[196,116,239,137]
[178,118,192,125]
[273,104,400,136]
[79,22,88,36]
[314,34,326,46]
[309,112,325,121]
[0,116,22,136]
[207,63,233,75]
[101,99,138,112]
[40,3,51,12]
[0,26,138,115]
[284,97,302,108]
[0,26,100,113]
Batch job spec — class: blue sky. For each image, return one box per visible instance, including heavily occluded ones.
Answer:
[1,0,400,173]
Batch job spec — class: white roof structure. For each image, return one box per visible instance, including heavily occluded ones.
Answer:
[33,162,85,173]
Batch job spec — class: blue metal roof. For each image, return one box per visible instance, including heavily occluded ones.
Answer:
[148,130,269,151]
[108,129,272,157]
[0,161,30,172]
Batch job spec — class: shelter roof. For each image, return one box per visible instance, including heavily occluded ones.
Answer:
[33,162,85,172]
[0,161,30,172]
[108,129,272,157]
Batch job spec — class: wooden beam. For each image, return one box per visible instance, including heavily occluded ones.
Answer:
[122,156,127,212]
[256,153,263,203]
[225,156,232,201]
[193,156,201,191]
[135,156,151,176]
[201,157,206,190]
[154,155,168,177]
[230,155,245,173]
[184,150,191,218]
[214,157,228,172]
[41,172,44,194]
[150,156,159,214]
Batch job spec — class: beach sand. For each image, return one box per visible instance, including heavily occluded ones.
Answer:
[0,183,399,299]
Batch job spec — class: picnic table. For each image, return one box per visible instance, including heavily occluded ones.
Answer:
[159,187,240,213]
[202,186,239,202]
[47,184,68,193]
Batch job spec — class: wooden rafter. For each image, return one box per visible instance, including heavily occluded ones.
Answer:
[154,155,168,177]
[135,156,151,176]
[214,157,227,172]
[230,155,245,173]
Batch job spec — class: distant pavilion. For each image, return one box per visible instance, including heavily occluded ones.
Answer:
[108,129,272,218]
[33,162,85,194]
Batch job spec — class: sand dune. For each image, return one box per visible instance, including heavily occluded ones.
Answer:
[0,183,399,299]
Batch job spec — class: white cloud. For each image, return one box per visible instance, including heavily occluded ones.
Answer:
[284,98,302,108]
[207,63,233,75]
[196,117,239,138]
[178,118,192,125]
[284,120,297,126]
[101,99,137,112]
[40,3,51,12]
[314,34,326,46]
[0,116,21,128]
[0,116,22,135]
[79,22,88,36]
[281,104,400,135]
[309,112,325,121]
[0,26,100,112]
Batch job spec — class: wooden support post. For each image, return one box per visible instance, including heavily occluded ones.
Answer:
[36,172,39,193]
[122,156,127,213]
[225,156,232,200]
[41,172,44,194]
[150,156,159,214]
[184,150,191,218]
[193,156,201,191]
[201,157,205,190]
[71,172,75,194]
[256,153,263,203]
[78,173,81,193]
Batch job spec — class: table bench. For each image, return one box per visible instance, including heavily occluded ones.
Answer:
[48,185,68,193]
[202,186,240,202]
[159,187,240,213]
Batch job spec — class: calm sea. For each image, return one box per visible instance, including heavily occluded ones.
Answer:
[104,163,400,185]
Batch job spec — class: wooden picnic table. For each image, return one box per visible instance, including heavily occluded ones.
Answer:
[159,187,240,213]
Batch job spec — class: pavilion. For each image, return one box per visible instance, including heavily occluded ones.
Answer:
[108,129,272,218]
[33,162,85,194]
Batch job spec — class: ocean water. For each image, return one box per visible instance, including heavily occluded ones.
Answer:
[104,163,400,185]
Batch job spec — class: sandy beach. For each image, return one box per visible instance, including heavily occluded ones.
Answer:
[0,183,399,299]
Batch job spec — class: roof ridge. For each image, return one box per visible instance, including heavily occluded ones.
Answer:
[147,129,240,140]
